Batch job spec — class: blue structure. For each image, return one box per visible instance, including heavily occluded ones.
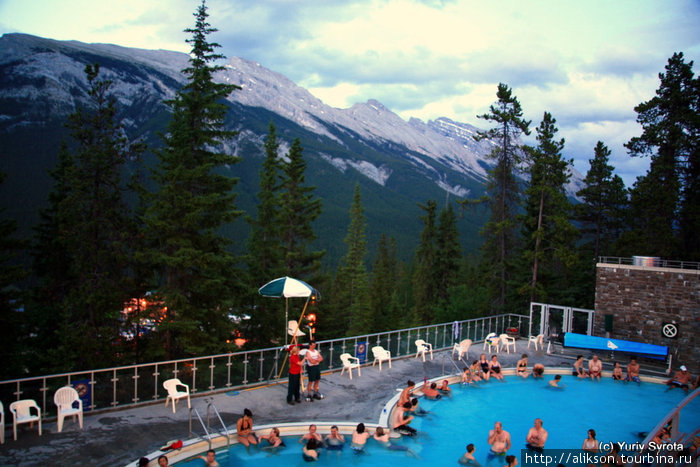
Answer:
[564,332,668,359]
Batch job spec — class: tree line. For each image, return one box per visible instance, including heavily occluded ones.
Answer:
[0,1,697,378]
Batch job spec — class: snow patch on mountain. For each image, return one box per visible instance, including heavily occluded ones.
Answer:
[319,154,392,186]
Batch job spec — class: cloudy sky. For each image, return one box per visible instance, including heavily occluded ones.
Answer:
[2,0,699,185]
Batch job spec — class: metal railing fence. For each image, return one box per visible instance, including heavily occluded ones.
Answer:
[0,313,528,420]
[598,256,700,270]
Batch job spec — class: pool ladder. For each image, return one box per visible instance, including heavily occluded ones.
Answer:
[441,351,464,376]
[189,398,231,450]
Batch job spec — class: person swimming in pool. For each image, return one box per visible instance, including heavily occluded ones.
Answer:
[324,425,345,450]
[393,402,417,436]
[351,423,371,453]
[487,421,511,462]
[409,397,431,417]
[525,418,548,452]
[532,363,545,379]
[302,438,321,461]
[548,374,564,388]
[374,426,419,457]
[459,443,481,466]
[421,379,442,399]
[261,427,285,450]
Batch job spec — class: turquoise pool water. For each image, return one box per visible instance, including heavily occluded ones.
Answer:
[175,376,699,466]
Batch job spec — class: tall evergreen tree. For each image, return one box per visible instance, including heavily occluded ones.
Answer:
[625,52,699,259]
[279,138,324,279]
[412,200,439,324]
[435,203,462,303]
[244,123,285,346]
[140,0,241,357]
[473,83,531,312]
[33,63,142,369]
[576,141,628,261]
[518,112,576,306]
[370,234,401,332]
[338,185,372,335]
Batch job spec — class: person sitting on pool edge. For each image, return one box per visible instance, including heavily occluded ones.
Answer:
[470,360,484,382]
[373,426,418,457]
[351,422,371,453]
[303,438,321,461]
[532,363,545,379]
[612,362,623,381]
[666,365,692,392]
[489,355,504,381]
[392,401,417,436]
[626,356,641,383]
[324,425,345,450]
[487,421,511,461]
[236,408,259,450]
[516,354,530,379]
[398,380,416,406]
[573,355,587,378]
[458,443,481,466]
[588,355,603,381]
[462,366,473,384]
[479,354,491,381]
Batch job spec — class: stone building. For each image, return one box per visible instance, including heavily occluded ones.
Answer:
[594,258,700,373]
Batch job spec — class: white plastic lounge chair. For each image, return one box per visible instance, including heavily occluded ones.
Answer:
[54,386,83,433]
[371,346,392,371]
[499,333,516,354]
[163,378,191,413]
[528,334,545,351]
[415,339,433,361]
[340,353,361,379]
[452,339,472,360]
[10,399,41,441]
[483,332,500,353]
[287,320,305,338]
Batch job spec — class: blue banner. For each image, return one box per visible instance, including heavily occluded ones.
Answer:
[72,379,92,412]
[564,332,667,358]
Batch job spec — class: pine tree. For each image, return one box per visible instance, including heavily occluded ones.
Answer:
[576,141,628,261]
[34,63,142,369]
[518,112,577,306]
[474,83,531,312]
[370,234,401,332]
[412,200,439,324]
[141,0,241,357]
[435,203,462,303]
[279,138,324,279]
[625,52,699,259]
[244,123,285,346]
[338,185,371,335]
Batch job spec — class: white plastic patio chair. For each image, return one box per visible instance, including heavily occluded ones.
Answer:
[54,386,83,432]
[340,353,361,379]
[163,378,191,413]
[287,320,305,338]
[0,400,4,444]
[415,339,433,361]
[452,339,472,360]
[482,332,500,353]
[528,334,545,351]
[10,399,41,440]
[371,346,392,371]
[499,333,516,354]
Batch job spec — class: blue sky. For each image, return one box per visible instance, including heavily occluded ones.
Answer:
[1,0,699,185]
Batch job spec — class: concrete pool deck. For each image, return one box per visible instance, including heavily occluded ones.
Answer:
[0,341,673,466]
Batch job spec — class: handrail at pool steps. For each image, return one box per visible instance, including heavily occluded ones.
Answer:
[0,313,528,421]
[626,387,700,467]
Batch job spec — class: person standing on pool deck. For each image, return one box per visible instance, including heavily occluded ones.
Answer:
[487,421,511,462]
[305,340,324,401]
[525,418,548,452]
[287,345,306,405]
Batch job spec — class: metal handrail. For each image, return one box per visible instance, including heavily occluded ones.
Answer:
[627,387,700,467]
[206,399,230,449]
[189,407,212,450]
[598,256,700,270]
[0,313,528,420]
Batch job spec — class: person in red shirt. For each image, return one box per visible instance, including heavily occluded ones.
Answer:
[287,345,306,405]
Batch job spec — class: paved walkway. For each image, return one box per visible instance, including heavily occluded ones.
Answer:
[0,342,667,466]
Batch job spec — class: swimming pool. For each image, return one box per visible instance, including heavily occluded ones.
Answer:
[171,375,699,466]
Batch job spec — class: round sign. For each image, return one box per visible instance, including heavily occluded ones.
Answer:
[662,322,678,339]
